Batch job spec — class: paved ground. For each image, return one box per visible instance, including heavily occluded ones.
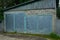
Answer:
[0,33,47,40]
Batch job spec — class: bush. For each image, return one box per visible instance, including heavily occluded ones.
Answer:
[49,33,60,39]
[0,10,4,23]
[56,8,60,19]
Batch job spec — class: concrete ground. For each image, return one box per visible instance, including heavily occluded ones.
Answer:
[0,33,47,40]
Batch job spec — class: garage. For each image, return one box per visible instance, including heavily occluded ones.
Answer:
[4,0,56,34]
[4,10,55,34]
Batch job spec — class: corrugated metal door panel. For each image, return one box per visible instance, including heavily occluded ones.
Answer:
[15,13,25,33]
[26,15,38,34]
[6,14,14,32]
[37,15,52,34]
[26,15,52,34]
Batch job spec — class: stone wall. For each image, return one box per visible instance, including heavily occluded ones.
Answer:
[56,18,60,34]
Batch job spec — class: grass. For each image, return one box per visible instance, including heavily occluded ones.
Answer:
[1,32,60,40]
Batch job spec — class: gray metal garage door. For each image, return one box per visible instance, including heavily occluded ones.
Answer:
[5,14,15,32]
[5,12,52,34]
[26,15,52,34]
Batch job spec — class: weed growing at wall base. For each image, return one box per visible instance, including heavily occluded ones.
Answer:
[2,32,60,40]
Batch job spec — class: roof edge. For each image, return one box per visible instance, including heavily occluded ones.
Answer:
[3,0,40,11]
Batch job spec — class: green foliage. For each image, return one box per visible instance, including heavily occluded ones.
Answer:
[0,0,4,22]
[56,8,60,19]
[49,33,60,39]
[56,0,59,8]
[0,14,4,20]
[4,0,29,8]
[0,11,4,20]
[0,0,30,21]
[56,0,60,19]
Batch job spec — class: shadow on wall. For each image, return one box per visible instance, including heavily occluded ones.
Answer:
[56,18,60,34]
[0,21,4,32]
